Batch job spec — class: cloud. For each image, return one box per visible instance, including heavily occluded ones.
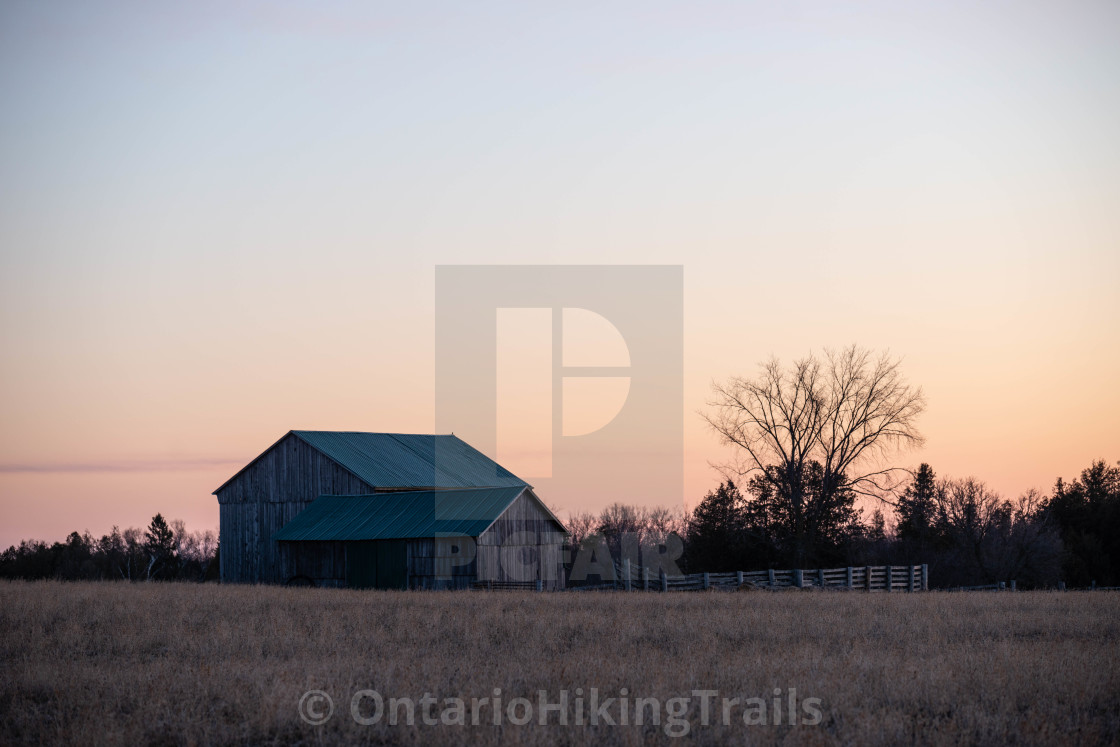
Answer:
[0,458,242,474]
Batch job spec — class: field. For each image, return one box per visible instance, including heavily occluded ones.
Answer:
[2,582,1118,745]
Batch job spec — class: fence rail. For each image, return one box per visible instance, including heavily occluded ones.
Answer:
[570,562,931,592]
[471,580,543,591]
[468,565,1116,593]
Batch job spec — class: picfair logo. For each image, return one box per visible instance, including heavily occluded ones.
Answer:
[435,265,682,510]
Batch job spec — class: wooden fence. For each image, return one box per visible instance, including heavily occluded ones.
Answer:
[470,568,1120,593]
[570,561,930,592]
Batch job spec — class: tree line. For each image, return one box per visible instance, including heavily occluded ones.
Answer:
[4,462,1115,588]
[689,459,1118,587]
[0,513,219,582]
[567,346,1118,589]
[561,458,1117,589]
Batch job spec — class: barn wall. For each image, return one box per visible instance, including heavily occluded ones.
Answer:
[407,537,478,590]
[477,490,567,589]
[277,541,347,588]
[215,434,375,584]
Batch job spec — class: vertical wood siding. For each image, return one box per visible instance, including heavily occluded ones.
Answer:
[277,541,347,587]
[477,491,567,590]
[215,434,375,584]
[406,537,479,590]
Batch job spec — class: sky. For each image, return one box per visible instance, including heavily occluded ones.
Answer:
[1,1,1118,549]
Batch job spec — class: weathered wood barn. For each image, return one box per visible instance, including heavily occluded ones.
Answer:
[215,431,567,589]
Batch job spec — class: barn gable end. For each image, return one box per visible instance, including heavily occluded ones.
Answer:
[216,433,376,583]
[477,489,567,589]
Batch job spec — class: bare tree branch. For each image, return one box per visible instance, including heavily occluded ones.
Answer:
[702,345,925,562]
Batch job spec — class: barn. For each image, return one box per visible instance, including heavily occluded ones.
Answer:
[214,431,567,589]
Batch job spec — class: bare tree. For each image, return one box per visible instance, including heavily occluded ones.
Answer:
[934,480,1062,586]
[563,511,598,549]
[594,503,687,563]
[935,477,1006,579]
[121,527,145,580]
[704,345,925,563]
[176,527,219,580]
[597,503,645,538]
[644,505,688,539]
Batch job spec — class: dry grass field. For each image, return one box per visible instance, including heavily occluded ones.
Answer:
[2,581,1118,746]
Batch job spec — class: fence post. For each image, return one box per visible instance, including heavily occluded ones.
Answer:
[624,559,632,592]
[660,569,667,593]
[818,568,826,588]
[737,571,744,587]
[794,569,803,588]
[865,566,873,591]
[908,565,916,592]
[999,581,1005,591]
[1058,581,1065,591]
[768,568,776,587]
[921,564,929,591]
[886,565,893,593]
[643,566,650,591]
[703,572,710,590]
[1010,579,1017,592]
[846,567,853,589]
[536,579,542,592]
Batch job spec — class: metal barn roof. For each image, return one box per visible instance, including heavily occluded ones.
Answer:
[272,486,529,541]
[293,431,527,489]
[214,431,528,494]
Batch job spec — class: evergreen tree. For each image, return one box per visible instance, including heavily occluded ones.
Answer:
[143,513,178,580]
[745,461,861,567]
[897,463,942,557]
[1043,460,1120,586]
[682,481,754,572]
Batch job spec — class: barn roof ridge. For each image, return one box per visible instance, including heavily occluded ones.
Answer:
[291,429,457,436]
[212,430,529,495]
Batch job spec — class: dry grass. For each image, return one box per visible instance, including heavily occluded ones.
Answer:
[1,582,1118,746]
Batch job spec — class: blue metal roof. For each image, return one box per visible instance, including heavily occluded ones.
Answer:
[290,431,527,489]
[272,486,528,541]
[213,431,528,495]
